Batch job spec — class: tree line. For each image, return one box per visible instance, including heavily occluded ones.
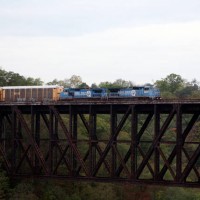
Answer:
[1,67,200,99]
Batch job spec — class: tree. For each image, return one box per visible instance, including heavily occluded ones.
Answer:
[176,86,200,98]
[91,83,98,88]
[155,73,185,98]
[47,79,61,85]
[99,79,134,88]
[9,181,39,200]
[0,68,43,86]
[98,81,114,88]
[78,82,89,88]
[113,79,133,88]
[0,168,10,199]
[26,77,43,85]
[69,75,83,88]
[47,75,84,88]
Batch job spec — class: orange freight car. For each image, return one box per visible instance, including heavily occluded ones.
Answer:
[1,85,63,102]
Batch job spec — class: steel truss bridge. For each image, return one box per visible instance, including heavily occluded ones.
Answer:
[0,99,200,187]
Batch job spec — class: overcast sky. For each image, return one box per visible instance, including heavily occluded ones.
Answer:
[0,0,200,85]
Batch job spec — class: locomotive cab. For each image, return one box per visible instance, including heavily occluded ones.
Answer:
[143,86,160,99]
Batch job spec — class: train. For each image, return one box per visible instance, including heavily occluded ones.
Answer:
[0,85,160,102]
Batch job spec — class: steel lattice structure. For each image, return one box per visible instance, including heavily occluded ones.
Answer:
[0,100,200,187]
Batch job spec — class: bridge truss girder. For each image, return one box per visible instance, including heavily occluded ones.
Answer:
[0,103,200,187]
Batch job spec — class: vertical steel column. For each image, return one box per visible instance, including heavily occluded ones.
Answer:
[89,105,96,176]
[154,104,160,180]
[69,105,77,175]
[49,107,59,174]
[111,105,117,177]
[34,112,40,173]
[0,114,6,158]
[11,107,17,174]
[0,114,11,174]
[17,118,22,169]
[176,104,182,182]
[54,115,58,173]
[31,106,35,168]
[131,105,137,179]
[0,114,5,162]
[49,108,54,174]
[0,114,3,140]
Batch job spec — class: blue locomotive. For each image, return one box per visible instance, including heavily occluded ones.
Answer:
[60,88,108,99]
[60,86,160,100]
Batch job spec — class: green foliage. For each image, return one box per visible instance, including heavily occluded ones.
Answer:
[0,169,10,199]
[98,81,115,88]
[153,187,200,200]
[9,180,39,200]
[99,79,133,88]
[46,78,61,85]
[91,83,98,88]
[77,182,121,200]
[47,75,87,88]
[155,73,185,97]
[41,184,72,200]
[0,68,43,86]
[113,79,133,88]
[176,82,200,98]
[155,73,200,99]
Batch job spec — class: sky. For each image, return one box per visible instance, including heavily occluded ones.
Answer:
[0,0,200,85]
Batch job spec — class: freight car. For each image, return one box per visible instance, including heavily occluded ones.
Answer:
[0,85,63,102]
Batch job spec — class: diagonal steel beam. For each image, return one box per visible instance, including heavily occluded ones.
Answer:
[138,113,154,141]
[12,106,49,174]
[157,146,176,180]
[79,114,90,133]
[180,144,200,182]
[159,113,199,179]
[15,144,32,173]
[92,106,131,176]
[79,113,111,175]
[138,145,154,177]
[112,145,131,178]
[182,147,200,179]
[0,144,11,173]
[53,144,72,174]
[115,112,154,176]
[50,106,89,176]
[41,113,50,131]
[136,106,176,178]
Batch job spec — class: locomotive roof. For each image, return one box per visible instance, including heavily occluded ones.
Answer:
[1,85,63,89]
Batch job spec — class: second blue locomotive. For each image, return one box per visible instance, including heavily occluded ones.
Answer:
[60,86,160,100]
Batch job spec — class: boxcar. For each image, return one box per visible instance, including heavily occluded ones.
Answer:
[1,85,63,102]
